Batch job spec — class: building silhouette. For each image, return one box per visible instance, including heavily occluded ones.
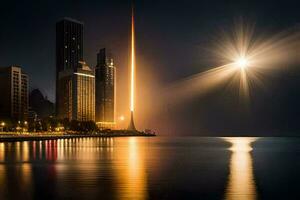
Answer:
[56,18,95,121]
[0,66,28,122]
[95,48,116,129]
[29,89,54,119]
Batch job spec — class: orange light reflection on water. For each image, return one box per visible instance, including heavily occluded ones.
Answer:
[113,137,147,199]
[224,137,258,200]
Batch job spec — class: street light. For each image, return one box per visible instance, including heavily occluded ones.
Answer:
[0,122,5,132]
[119,115,125,121]
[117,115,125,130]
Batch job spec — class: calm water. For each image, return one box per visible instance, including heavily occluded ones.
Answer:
[0,137,299,200]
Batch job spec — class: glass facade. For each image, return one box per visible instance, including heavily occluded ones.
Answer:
[95,48,116,129]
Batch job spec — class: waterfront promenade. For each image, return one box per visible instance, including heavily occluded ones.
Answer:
[0,131,155,142]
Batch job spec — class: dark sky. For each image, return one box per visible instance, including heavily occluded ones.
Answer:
[1,0,300,135]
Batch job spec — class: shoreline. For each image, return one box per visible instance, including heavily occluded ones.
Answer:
[0,131,156,142]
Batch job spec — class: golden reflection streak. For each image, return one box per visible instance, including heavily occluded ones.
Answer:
[0,143,4,198]
[114,138,147,199]
[223,137,258,200]
[0,143,4,162]
[22,141,29,162]
[19,142,32,194]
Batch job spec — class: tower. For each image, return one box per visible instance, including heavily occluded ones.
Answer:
[128,110,136,131]
[128,7,137,131]
[95,48,116,129]
[56,18,95,121]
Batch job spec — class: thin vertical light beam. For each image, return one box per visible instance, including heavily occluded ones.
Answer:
[130,8,135,112]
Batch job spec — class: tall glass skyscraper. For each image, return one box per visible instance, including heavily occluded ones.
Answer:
[56,18,83,73]
[95,48,116,129]
[56,18,95,121]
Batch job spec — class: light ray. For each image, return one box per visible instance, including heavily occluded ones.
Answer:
[163,22,300,106]
[127,6,137,131]
[130,7,135,112]
[163,63,238,104]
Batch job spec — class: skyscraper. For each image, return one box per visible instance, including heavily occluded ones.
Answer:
[56,18,95,121]
[0,66,28,122]
[95,48,116,129]
[56,18,83,73]
[56,18,83,117]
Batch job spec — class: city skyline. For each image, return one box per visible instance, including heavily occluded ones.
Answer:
[0,2,299,200]
[2,0,300,135]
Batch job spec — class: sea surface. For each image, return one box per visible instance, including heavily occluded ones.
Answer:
[0,137,299,200]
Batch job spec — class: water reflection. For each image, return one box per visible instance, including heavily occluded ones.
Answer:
[114,137,147,199]
[224,137,258,200]
[0,138,148,199]
[0,137,270,199]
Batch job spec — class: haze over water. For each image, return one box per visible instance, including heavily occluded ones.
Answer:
[0,137,299,200]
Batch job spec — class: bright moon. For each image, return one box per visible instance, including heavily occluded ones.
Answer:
[235,57,248,69]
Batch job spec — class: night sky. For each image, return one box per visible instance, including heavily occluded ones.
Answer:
[1,0,300,135]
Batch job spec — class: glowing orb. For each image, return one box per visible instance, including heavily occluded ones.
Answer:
[119,115,125,121]
[235,57,248,69]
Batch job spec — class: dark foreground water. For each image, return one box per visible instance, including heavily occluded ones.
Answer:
[0,137,299,200]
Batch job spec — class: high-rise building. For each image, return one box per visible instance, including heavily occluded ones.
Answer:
[0,66,28,122]
[56,18,84,118]
[56,18,95,121]
[95,48,116,129]
[56,18,83,73]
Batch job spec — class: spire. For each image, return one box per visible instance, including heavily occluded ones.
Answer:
[128,3,137,131]
[128,111,136,131]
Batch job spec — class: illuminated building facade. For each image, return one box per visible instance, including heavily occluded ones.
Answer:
[57,62,95,121]
[0,66,28,122]
[56,18,95,121]
[95,48,116,129]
